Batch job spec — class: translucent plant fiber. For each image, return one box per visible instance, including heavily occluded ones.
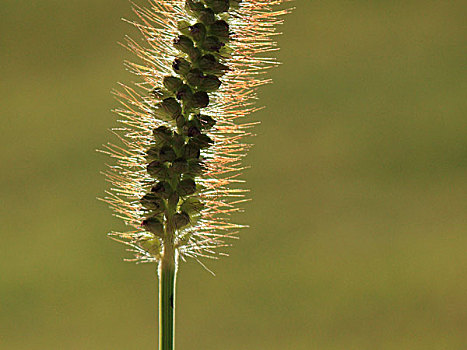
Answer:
[103,0,291,265]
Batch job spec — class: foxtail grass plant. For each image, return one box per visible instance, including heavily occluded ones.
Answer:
[102,1,291,348]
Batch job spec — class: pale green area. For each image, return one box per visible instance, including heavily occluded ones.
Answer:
[1,0,466,349]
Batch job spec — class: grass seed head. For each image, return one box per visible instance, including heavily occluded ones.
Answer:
[103,0,292,265]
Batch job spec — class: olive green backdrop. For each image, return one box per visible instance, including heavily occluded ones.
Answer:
[1,1,466,349]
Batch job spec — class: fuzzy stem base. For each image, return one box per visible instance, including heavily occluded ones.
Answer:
[158,247,177,350]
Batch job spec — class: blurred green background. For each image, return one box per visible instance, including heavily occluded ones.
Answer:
[1,0,466,349]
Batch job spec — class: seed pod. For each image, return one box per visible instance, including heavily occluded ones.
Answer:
[197,8,215,25]
[155,98,182,119]
[183,140,201,159]
[176,84,193,102]
[198,54,228,76]
[172,57,191,75]
[198,114,216,130]
[146,146,160,163]
[177,20,191,36]
[142,217,165,236]
[188,47,202,62]
[147,160,168,178]
[159,145,177,163]
[140,193,164,212]
[189,23,207,42]
[173,133,185,149]
[182,118,201,131]
[192,134,213,148]
[186,69,204,87]
[185,124,202,137]
[152,181,172,199]
[193,91,210,108]
[178,179,197,196]
[163,76,184,92]
[173,35,200,61]
[139,238,161,257]
[199,75,221,92]
[185,0,205,15]
[204,0,230,14]
[230,0,242,9]
[153,126,173,143]
[174,212,191,229]
[180,197,204,215]
[171,158,189,174]
[209,20,230,42]
[177,87,196,111]
[187,159,204,176]
[202,36,224,52]
[173,35,195,55]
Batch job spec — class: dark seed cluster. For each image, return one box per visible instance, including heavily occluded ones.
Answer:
[140,0,238,245]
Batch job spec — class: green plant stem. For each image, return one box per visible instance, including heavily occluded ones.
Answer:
[158,245,177,350]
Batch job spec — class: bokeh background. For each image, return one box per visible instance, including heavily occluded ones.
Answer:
[1,0,466,349]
